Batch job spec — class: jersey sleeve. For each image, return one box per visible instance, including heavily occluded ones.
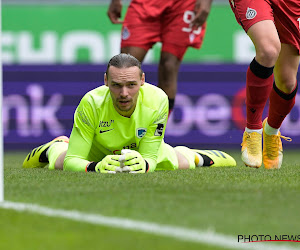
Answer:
[138,95,168,172]
[63,94,97,172]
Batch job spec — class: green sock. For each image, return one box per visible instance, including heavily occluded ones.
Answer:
[47,142,68,170]
[174,146,196,169]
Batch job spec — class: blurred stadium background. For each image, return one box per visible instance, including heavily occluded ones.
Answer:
[2,0,300,151]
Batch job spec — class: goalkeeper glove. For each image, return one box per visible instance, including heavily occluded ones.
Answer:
[121,149,149,173]
[94,155,122,174]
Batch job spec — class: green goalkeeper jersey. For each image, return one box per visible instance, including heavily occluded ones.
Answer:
[64,83,168,172]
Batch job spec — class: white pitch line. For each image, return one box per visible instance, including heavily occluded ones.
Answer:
[0,201,299,250]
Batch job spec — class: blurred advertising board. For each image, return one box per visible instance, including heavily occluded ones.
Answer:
[3,64,300,150]
[2,4,254,64]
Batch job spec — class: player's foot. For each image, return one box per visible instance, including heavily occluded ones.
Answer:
[193,149,236,167]
[262,118,291,169]
[23,136,69,168]
[241,131,262,168]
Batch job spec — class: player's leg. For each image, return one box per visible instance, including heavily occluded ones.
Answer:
[47,142,69,170]
[240,20,281,168]
[158,51,182,114]
[23,136,69,170]
[159,0,206,114]
[156,143,236,170]
[229,0,281,168]
[51,150,67,170]
[121,46,148,63]
[156,143,194,170]
[263,43,299,169]
[248,21,280,67]
[174,146,236,169]
[174,149,190,170]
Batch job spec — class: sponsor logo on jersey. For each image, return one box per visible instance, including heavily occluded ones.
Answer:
[136,128,147,138]
[77,107,91,127]
[99,128,114,134]
[154,112,167,124]
[246,7,257,20]
[99,120,114,128]
[99,120,114,134]
[154,123,164,136]
[122,26,130,40]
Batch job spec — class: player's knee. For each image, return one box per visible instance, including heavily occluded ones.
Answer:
[160,56,180,74]
[256,42,280,66]
[275,75,297,93]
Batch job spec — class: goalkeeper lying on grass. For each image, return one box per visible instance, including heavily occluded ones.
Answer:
[23,53,236,173]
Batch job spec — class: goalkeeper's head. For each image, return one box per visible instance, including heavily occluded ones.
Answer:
[104,53,145,117]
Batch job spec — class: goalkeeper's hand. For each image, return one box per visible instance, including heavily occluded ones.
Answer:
[121,149,149,174]
[95,155,122,174]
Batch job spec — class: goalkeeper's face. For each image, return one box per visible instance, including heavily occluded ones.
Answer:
[105,66,145,117]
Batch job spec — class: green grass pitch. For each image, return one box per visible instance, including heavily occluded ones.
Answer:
[2,149,300,250]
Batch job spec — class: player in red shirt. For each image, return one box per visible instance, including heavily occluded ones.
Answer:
[229,0,299,169]
[107,0,212,114]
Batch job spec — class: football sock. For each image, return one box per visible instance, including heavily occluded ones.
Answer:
[245,127,263,134]
[268,82,298,129]
[174,146,197,169]
[246,58,274,129]
[47,142,69,170]
[264,120,279,135]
